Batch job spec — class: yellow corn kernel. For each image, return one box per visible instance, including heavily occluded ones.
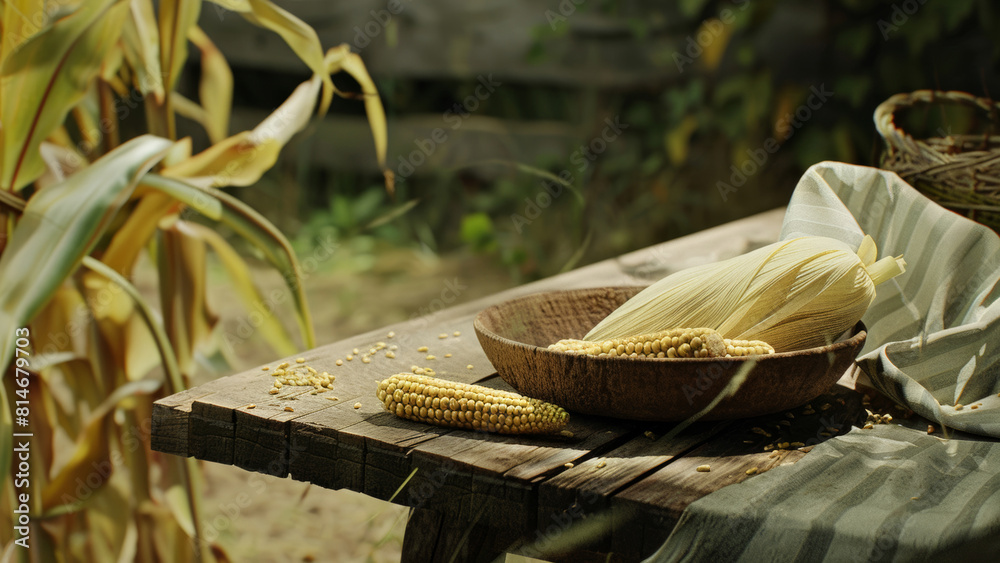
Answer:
[376,373,569,434]
[548,327,727,358]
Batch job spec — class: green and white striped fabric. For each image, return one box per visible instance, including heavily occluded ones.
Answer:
[648,162,1000,562]
[780,162,1000,437]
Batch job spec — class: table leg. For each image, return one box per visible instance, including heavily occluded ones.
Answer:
[400,507,509,563]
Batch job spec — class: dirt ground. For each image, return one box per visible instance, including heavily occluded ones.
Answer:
[191,245,523,562]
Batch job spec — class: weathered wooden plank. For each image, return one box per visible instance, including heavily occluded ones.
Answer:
[150,386,220,457]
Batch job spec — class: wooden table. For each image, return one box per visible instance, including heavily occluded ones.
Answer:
[151,208,875,562]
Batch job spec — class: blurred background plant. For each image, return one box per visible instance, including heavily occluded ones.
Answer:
[0,0,390,560]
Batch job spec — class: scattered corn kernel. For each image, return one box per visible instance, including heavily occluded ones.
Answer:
[563,462,574,468]
[466,364,474,370]
[336,359,343,366]
[307,366,317,374]
[247,404,256,409]
[296,358,305,363]
[454,331,461,337]
[863,423,874,429]
[955,403,964,410]
[268,388,279,395]
[274,381,283,389]
[326,396,339,401]
[596,460,607,469]
[386,351,396,359]
[927,424,936,434]
[353,348,360,355]
[426,355,436,360]
[277,362,289,369]
[746,467,758,475]
[417,346,429,352]
[696,465,711,472]
[644,430,657,440]
[778,442,790,449]
[354,402,362,409]
[799,445,814,453]
[911,496,920,501]
[387,331,395,338]
[438,333,448,339]
[346,355,353,361]
[284,406,294,412]
[262,366,270,371]
[444,353,453,358]
[971,404,979,410]
[790,441,805,447]
[362,356,371,364]
[560,430,574,438]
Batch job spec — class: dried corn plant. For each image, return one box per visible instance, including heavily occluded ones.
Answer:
[0,1,390,560]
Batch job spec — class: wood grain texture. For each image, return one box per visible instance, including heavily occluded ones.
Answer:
[154,209,868,562]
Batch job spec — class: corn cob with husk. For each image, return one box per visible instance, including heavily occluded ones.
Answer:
[376,373,569,434]
[548,327,775,358]
[584,235,905,351]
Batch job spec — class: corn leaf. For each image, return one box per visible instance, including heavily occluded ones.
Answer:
[157,0,201,136]
[330,47,393,194]
[189,25,233,144]
[241,0,333,113]
[0,135,171,376]
[41,377,161,512]
[121,0,164,102]
[184,221,299,356]
[0,0,130,191]
[157,223,218,375]
[160,72,320,188]
[211,188,315,349]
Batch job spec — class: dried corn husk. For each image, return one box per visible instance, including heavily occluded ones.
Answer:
[584,235,906,351]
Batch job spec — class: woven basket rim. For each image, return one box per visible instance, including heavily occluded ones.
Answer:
[874,90,1000,155]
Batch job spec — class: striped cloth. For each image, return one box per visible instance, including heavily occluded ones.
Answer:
[648,162,1000,562]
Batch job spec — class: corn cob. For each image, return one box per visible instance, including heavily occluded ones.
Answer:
[584,235,906,351]
[548,328,775,358]
[376,374,569,434]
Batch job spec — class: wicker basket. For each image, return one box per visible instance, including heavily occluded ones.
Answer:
[874,90,1000,231]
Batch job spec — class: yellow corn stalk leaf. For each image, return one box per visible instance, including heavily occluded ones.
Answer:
[156,0,201,137]
[120,0,164,102]
[157,222,218,375]
[0,135,170,373]
[160,73,319,188]
[0,0,130,191]
[332,46,394,194]
[242,0,333,113]
[189,25,233,144]
[184,221,299,356]
[585,235,906,351]
[41,377,161,512]
[210,188,316,349]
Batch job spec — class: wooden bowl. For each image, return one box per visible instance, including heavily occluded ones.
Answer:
[473,287,867,421]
